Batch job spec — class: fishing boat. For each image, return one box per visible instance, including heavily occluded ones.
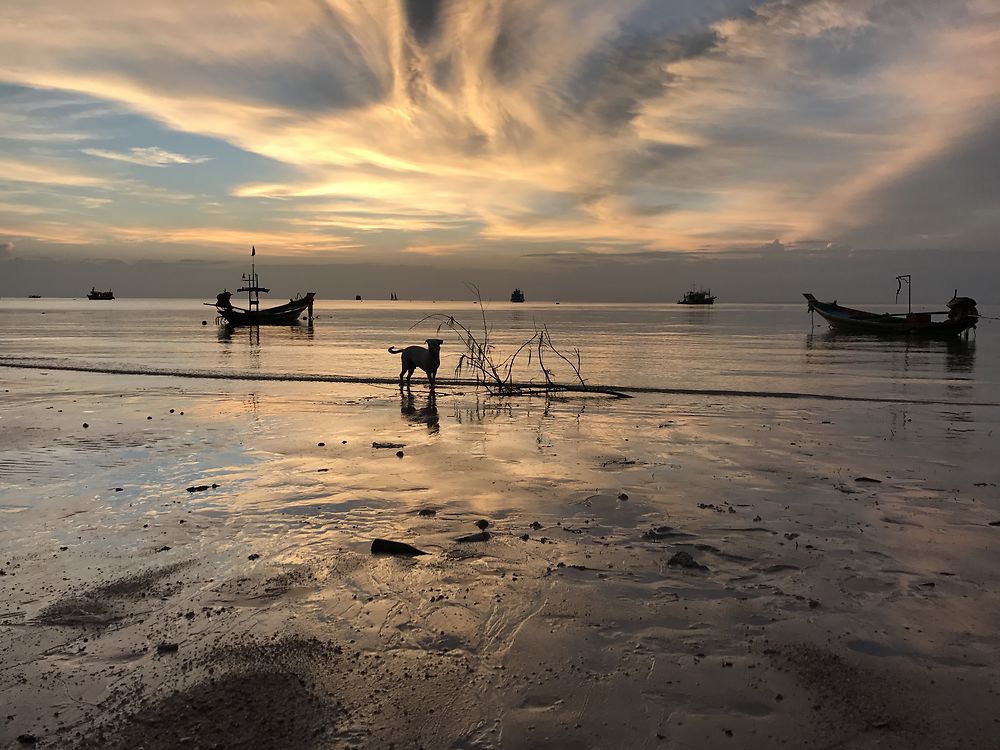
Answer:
[678,289,716,305]
[87,288,114,300]
[803,276,978,337]
[510,288,525,303]
[208,246,315,326]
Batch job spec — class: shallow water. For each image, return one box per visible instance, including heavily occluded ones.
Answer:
[2,293,1000,747]
[1,298,998,403]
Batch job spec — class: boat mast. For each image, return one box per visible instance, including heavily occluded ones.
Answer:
[895,275,911,314]
[237,245,268,311]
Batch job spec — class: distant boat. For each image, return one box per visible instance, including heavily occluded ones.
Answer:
[510,288,525,303]
[207,246,315,326]
[28,294,41,298]
[87,288,114,300]
[678,289,716,305]
[804,278,978,337]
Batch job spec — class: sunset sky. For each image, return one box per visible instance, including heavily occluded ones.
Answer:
[1,0,998,300]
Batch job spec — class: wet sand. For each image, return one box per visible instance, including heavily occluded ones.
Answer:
[1,369,999,749]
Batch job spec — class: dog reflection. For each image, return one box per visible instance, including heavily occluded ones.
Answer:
[401,391,439,433]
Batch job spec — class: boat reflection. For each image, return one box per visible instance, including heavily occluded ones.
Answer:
[217,321,314,345]
[401,391,439,433]
[805,330,976,371]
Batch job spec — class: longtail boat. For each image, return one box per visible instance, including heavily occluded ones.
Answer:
[207,246,315,326]
[803,276,977,337]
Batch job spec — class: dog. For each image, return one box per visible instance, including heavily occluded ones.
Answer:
[388,338,444,388]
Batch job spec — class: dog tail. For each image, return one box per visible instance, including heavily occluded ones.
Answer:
[388,346,403,354]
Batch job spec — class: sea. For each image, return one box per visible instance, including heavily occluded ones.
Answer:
[0,298,997,405]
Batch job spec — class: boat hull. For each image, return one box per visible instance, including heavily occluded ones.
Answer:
[217,293,314,326]
[803,294,976,337]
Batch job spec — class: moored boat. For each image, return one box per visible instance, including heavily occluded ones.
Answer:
[208,246,315,326]
[87,288,114,300]
[678,288,716,305]
[803,288,978,337]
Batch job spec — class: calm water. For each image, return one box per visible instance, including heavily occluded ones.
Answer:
[1,298,998,403]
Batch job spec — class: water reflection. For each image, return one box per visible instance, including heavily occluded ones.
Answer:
[217,322,314,345]
[945,339,975,374]
[805,331,977,372]
[400,391,439,433]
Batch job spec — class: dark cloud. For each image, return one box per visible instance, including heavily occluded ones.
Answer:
[567,30,719,134]
[832,115,1000,252]
[488,4,541,84]
[405,0,447,45]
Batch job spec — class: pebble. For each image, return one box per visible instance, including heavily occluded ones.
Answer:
[667,551,707,570]
[371,539,427,556]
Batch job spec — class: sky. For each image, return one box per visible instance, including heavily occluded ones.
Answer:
[1,0,998,301]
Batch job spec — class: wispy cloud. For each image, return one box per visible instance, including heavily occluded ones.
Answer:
[81,146,212,166]
[0,0,997,271]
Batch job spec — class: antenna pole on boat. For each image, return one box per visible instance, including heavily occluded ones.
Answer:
[895,275,911,314]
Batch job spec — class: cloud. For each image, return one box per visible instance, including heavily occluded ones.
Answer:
[81,146,212,167]
[0,0,998,275]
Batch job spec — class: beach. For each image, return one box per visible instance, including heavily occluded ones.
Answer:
[2,359,999,749]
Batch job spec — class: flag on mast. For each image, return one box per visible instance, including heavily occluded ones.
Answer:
[251,245,256,256]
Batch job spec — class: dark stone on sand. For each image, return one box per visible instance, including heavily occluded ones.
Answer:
[618,492,629,501]
[643,526,692,541]
[667,551,708,570]
[475,519,490,530]
[248,553,260,560]
[59,546,68,551]
[16,734,37,745]
[808,599,820,609]
[114,487,123,492]
[455,531,491,543]
[317,442,325,447]
[202,320,207,325]
[854,476,882,483]
[186,485,210,493]
[519,534,529,541]
[417,509,436,516]
[170,409,175,413]
[373,441,405,449]
[155,546,171,552]
[371,539,428,556]
[989,521,1000,527]
[82,423,89,428]
[529,521,542,530]
[156,642,179,654]
[396,450,404,458]
[147,416,152,420]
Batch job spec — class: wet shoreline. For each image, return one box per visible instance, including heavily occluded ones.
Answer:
[1,371,999,748]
